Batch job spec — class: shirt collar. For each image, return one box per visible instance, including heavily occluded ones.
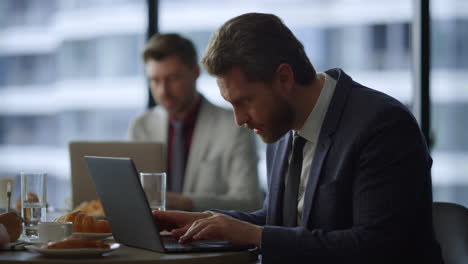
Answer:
[297,72,337,143]
[169,96,202,127]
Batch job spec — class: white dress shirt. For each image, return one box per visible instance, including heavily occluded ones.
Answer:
[290,72,337,224]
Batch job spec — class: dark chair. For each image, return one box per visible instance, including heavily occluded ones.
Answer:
[432,202,468,264]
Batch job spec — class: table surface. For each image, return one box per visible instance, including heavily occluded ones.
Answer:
[0,244,259,264]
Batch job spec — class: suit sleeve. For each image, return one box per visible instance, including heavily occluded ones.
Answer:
[258,109,433,263]
[209,143,276,225]
[128,114,149,141]
[188,126,263,212]
[210,203,268,226]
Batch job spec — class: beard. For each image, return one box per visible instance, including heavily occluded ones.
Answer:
[162,90,198,118]
[257,97,294,144]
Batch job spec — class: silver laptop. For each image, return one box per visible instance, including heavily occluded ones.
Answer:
[84,156,253,253]
[69,141,165,208]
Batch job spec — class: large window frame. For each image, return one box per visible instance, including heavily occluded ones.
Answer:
[146,0,468,207]
[146,0,433,146]
[412,0,432,147]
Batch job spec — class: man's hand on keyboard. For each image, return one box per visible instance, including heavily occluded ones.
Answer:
[178,213,263,247]
[152,210,212,238]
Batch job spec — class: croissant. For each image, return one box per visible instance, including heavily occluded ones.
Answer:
[74,200,105,215]
[54,211,111,233]
[0,212,22,242]
[44,236,110,249]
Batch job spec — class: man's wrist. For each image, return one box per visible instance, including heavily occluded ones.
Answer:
[251,225,263,248]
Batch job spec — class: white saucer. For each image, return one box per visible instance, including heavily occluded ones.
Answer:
[25,243,120,258]
[23,232,112,244]
[23,237,47,245]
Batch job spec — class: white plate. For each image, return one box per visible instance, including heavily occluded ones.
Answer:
[25,243,120,258]
[72,232,112,239]
[23,237,46,245]
[23,232,112,244]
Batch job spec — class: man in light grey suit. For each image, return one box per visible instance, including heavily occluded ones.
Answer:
[151,14,443,264]
[129,34,261,212]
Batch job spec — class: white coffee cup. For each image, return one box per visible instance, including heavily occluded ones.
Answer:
[38,222,73,242]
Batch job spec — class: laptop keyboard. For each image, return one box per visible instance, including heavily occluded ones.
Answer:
[163,236,195,252]
[162,235,243,252]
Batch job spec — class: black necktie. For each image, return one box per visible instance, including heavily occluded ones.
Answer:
[170,120,186,193]
[282,133,306,227]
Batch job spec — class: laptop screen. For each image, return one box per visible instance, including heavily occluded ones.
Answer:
[84,156,166,252]
[70,142,165,208]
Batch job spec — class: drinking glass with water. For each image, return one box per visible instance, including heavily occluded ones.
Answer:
[140,172,166,211]
[21,172,47,238]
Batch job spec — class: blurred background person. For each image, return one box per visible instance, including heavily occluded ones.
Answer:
[129,33,262,212]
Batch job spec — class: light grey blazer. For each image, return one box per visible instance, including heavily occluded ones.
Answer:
[129,96,262,212]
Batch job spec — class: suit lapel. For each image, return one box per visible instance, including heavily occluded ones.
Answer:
[149,106,168,142]
[183,97,211,192]
[267,133,292,225]
[300,134,332,225]
[301,68,352,226]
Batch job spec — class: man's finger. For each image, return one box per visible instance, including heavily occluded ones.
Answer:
[172,226,189,238]
[152,210,170,219]
[179,219,211,243]
[193,225,219,241]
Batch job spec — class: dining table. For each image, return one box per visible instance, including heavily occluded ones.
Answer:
[0,242,259,264]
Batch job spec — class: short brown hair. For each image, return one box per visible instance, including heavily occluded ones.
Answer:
[143,33,197,68]
[202,13,316,85]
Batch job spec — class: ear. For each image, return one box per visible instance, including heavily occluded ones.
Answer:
[274,63,294,94]
[192,64,201,79]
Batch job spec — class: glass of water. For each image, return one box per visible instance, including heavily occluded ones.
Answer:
[140,172,166,211]
[21,172,47,238]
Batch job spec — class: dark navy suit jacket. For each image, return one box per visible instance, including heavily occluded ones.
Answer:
[214,69,443,264]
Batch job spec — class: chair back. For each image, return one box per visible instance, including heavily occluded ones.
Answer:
[433,202,468,264]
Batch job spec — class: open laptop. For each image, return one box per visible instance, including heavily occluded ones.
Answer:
[84,156,253,253]
[69,141,165,208]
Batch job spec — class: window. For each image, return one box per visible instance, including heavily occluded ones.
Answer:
[158,0,413,191]
[0,0,147,212]
[431,0,468,207]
